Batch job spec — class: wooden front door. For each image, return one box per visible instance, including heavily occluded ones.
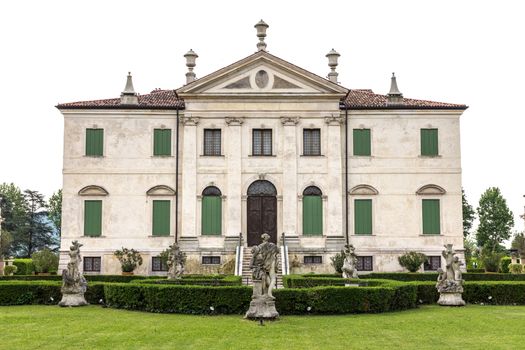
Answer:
[247,195,277,246]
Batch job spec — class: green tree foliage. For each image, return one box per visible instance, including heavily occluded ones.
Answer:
[330,250,345,274]
[47,189,62,236]
[0,183,26,256]
[22,190,57,257]
[463,237,478,268]
[398,251,427,272]
[462,189,475,238]
[0,229,13,258]
[511,232,525,259]
[476,187,514,252]
[31,248,59,273]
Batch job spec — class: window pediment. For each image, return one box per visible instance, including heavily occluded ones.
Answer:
[78,185,108,196]
[416,184,446,195]
[146,185,176,196]
[349,185,378,195]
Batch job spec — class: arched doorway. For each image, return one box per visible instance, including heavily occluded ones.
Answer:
[247,180,277,246]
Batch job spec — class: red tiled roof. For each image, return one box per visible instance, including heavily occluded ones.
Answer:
[56,89,184,110]
[343,89,467,110]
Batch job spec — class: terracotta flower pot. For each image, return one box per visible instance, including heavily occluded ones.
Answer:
[121,271,134,276]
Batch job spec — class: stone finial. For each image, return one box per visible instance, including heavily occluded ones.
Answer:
[120,72,139,105]
[387,72,403,105]
[184,49,198,84]
[326,49,340,83]
[254,20,269,51]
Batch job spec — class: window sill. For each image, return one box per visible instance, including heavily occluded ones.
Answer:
[301,154,324,157]
[152,155,174,158]
[84,155,104,158]
[148,235,173,238]
[353,234,375,236]
[248,154,276,157]
[83,235,105,238]
[420,234,441,236]
[351,155,372,158]
[83,271,101,274]
[419,155,441,158]
[200,155,224,157]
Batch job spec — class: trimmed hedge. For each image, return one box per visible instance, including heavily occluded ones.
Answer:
[0,274,240,284]
[362,272,525,282]
[13,259,34,275]
[133,275,242,286]
[283,275,382,288]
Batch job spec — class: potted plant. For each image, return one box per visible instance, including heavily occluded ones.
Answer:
[31,248,59,275]
[114,247,143,275]
[398,251,427,272]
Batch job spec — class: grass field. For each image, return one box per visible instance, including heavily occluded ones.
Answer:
[0,305,523,349]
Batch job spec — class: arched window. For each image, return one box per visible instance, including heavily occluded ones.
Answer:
[247,180,277,196]
[303,186,323,235]
[202,186,222,235]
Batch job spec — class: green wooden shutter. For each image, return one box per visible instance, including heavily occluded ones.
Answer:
[353,129,371,156]
[303,196,323,235]
[86,129,103,156]
[152,200,170,236]
[421,129,438,156]
[84,200,102,236]
[154,129,172,156]
[354,199,372,235]
[202,196,222,235]
[422,199,440,234]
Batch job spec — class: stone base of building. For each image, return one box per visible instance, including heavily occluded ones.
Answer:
[437,292,465,306]
[59,293,88,307]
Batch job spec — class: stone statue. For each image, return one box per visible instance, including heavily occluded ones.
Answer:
[245,233,279,320]
[435,244,465,306]
[342,244,359,279]
[167,243,186,280]
[59,240,88,307]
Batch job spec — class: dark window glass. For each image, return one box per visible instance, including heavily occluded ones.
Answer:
[252,129,272,155]
[304,256,323,264]
[202,256,221,265]
[84,257,101,272]
[357,256,373,271]
[204,129,221,156]
[424,256,441,271]
[303,129,321,155]
[152,257,168,271]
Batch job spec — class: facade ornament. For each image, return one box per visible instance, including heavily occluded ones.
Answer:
[184,49,198,84]
[342,244,359,279]
[326,49,340,83]
[120,72,139,105]
[324,115,344,125]
[167,243,186,280]
[280,116,300,126]
[254,20,269,52]
[387,73,404,105]
[245,233,280,320]
[59,240,88,307]
[436,244,465,306]
[225,117,244,126]
[258,173,266,180]
[181,116,200,126]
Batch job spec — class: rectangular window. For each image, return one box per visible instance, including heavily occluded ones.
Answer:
[153,129,172,156]
[83,257,101,272]
[84,200,102,236]
[354,199,372,235]
[152,200,171,236]
[422,199,440,234]
[357,256,373,271]
[304,256,323,264]
[203,129,221,156]
[303,129,321,155]
[353,129,371,156]
[85,128,104,156]
[424,256,441,271]
[421,128,438,156]
[252,129,272,156]
[152,257,168,271]
[202,256,221,265]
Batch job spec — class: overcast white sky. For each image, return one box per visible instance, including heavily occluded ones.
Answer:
[0,0,523,233]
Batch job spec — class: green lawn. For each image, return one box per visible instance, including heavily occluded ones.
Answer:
[1,305,523,349]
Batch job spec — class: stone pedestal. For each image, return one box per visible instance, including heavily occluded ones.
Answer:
[59,293,88,307]
[244,280,279,320]
[437,292,465,306]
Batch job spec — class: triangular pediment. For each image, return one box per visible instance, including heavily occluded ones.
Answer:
[177,51,348,97]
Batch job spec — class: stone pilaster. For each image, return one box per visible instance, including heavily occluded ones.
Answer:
[180,116,199,237]
[281,117,299,235]
[225,117,244,237]
[324,115,344,236]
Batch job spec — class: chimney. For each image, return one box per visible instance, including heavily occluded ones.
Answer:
[326,49,340,83]
[387,73,403,105]
[254,20,269,52]
[184,49,198,84]
[120,72,138,105]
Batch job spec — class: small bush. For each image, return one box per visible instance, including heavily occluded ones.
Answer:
[467,268,485,273]
[500,257,512,273]
[360,272,525,282]
[13,259,34,275]
[32,249,59,273]
[3,265,17,276]
[114,248,143,273]
[509,264,524,274]
[481,250,504,272]
[398,252,427,272]
[133,275,242,286]
[330,250,345,274]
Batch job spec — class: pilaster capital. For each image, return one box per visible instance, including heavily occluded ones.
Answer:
[225,117,245,126]
[324,115,345,125]
[280,116,300,126]
[181,116,200,126]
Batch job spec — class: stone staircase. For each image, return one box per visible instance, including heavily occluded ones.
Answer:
[241,247,283,288]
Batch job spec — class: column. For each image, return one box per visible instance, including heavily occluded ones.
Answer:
[225,117,244,237]
[281,117,299,235]
[325,115,344,236]
[180,116,199,238]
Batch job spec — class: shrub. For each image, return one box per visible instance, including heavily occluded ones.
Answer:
[3,265,17,276]
[358,272,525,282]
[480,250,504,272]
[133,275,242,286]
[283,275,382,288]
[13,259,34,275]
[330,250,345,274]
[114,248,143,273]
[31,249,59,273]
[467,268,485,273]
[463,281,525,305]
[0,281,61,305]
[500,256,512,273]
[509,264,524,274]
[398,252,427,272]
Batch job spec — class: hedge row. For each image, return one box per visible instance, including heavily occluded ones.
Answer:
[283,275,384,288]
[0,274,236,283]
[362,273,525,282]
[132,275,242,286]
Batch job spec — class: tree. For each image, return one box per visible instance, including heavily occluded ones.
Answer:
[22,190,58,257]
[0,183,27,256]
[48,189,62,237]
[511,232,525,259]
[476,187,514,252]
[462,189,475,238]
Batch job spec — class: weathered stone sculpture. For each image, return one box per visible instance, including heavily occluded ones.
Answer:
[245,233,279,320]
[59,240,88,307]
[342,244,359,279]
[167,243,186,280]
[436,244,465,306]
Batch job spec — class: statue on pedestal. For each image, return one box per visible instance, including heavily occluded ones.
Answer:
[167,243,186,280]
[436,244,465,306]
[342,244,359,279]
[245,233,279,320]
[59,240,88,307]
